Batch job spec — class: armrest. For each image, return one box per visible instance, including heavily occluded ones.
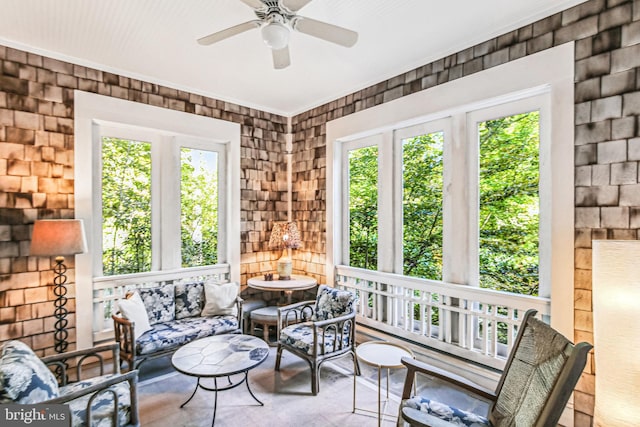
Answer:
[400,356,496,402]
[112,314,137,363]
[277,300,316,328]
[235,296,244,330]
[42,343,121,383]
[44,370,138,403]
[41,343,119,364]
[311,310,356,328]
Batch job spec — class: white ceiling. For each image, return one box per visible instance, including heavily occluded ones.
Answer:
[0,0,586,116]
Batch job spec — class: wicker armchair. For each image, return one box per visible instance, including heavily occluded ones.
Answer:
[397,309,592,427]
[274,285,359,395]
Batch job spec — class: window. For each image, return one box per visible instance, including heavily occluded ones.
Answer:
[328,43,574,346]
[97,126,228,276]
[477,111,540,295]
[397,125,445,280]
[101,137,152,275]
[75,92,240,349]
[345,142,378,269]
[181,147,220,268]
[338,98,549,297]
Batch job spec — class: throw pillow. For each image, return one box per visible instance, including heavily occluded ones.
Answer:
[201,282,239,317]
[118,291,153,339]
[175,282,205,319]
[313,285,355,321]
[138,284,175,325]
[0,340,59,404]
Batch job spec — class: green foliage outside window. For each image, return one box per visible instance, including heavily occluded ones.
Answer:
[347,111,540,300]
[101,140,221,275]
[102,137,152,275]
[181,148,219,267]
[479,111,540,296]
[403,132,444,280]
[348,146,378,270]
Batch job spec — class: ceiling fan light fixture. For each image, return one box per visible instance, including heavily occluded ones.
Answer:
[261,21,290,50]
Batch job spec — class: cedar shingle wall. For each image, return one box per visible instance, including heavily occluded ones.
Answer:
[0,46,287,355]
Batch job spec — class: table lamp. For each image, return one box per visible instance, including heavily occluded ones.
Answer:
[268,221,301,280]
[30,219,88,359]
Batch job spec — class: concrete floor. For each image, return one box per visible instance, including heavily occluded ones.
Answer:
[136,344,490,427]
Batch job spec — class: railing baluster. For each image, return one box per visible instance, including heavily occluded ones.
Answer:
[334,267,550,369]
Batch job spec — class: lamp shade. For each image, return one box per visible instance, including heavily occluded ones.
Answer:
[268,222,301,250]
[592,240,640,427]
[31,219,88,257]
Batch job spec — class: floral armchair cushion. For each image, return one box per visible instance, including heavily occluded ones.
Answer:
[279,323,352,356]
[401,396,490,427]
[0,340,59,404]
[138,284,176,325]
[174,282,204,320]
[61,374,132,427]
[312,285,355,321]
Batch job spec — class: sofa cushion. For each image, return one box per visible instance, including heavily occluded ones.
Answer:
[312,285,355,321]
[138,284,175,325]
[0,340,59,404]
[202,282,239,316]
[118,291,152,339]
[174,282,205,320]
[136,316,239,355]
[61,374,132,427]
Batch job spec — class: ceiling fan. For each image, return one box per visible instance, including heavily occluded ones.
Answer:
[197,0,358,69]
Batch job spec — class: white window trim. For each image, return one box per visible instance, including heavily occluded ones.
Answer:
[74,91,241,349]
[327,42,574,338]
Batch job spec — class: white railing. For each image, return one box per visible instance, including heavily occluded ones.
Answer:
[92,264,231,343]
[335,265,550,370]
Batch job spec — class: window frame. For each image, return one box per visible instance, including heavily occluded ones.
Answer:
[74,91,240,349]
[326,43,574,338]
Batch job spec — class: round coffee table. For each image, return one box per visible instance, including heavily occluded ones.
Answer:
[171,334,269,426]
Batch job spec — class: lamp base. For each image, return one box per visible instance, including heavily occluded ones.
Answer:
[52,257,69,382]
[276,251,292,281]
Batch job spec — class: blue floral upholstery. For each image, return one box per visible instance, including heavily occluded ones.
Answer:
[280,322,351,356]
[139,284,175,325]
[136,315,239,355]
[0,340,59,404]
[401,396,490,426]
[174,282,204,319]
[62,374,132,427]
[312,285,355,321]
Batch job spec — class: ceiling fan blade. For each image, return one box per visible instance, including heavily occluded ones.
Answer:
[238,0,265,9]
[197,20,261,45]
[272,46,291,69]
[292,16,358,47]
[280,0,313,13]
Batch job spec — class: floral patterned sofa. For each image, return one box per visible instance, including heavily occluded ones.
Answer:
[112,281,243,370]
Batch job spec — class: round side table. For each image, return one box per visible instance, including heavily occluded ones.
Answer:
[353,340,414,427]
[247,274,317,304]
